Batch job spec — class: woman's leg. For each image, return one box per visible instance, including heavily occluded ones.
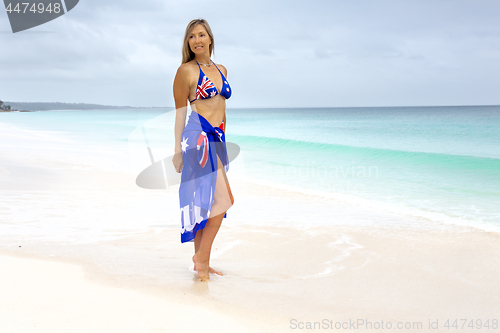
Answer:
[193,228,224,275]
[192,153,234,281]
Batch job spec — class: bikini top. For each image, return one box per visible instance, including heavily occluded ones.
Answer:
[189,60,232,104]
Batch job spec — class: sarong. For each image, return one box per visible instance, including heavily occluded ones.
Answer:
[179,111,229,243]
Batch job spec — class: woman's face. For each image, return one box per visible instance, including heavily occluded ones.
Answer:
[188,24,211,55]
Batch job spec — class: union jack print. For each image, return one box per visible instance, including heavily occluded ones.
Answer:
[196,131,209,167]
[196,76,216,100]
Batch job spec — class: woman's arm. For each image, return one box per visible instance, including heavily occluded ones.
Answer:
[219,64,228,132]
[173,64,191,153]
[172,64,191,172]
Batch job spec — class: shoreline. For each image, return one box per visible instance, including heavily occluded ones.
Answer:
[231,174,500,234]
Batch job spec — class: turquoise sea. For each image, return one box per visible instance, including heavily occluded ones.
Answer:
[1,105,499,232]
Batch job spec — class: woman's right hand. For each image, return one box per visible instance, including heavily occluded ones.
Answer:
[172,152,183,173]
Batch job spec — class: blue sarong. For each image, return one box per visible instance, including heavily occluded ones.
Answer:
[179,111,229,243]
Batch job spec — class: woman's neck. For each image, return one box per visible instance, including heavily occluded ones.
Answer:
[195,54,211,64]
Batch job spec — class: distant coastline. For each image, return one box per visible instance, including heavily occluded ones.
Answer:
[1,102,169,112]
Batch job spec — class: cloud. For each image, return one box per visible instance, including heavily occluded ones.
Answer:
[1,0,500,107]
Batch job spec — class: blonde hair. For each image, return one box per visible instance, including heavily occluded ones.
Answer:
[182,19,215,64]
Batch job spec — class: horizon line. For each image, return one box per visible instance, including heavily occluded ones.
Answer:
[3,102,500,110]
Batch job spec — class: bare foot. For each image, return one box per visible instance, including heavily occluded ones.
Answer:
[192,254,209,281]
[193,264,223,276]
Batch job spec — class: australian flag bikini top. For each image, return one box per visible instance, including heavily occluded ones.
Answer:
[190,60,232,103]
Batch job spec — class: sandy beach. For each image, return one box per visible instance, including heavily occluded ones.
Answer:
[1,116,499,333]
[0,252,272,333]
[2,217,499,332]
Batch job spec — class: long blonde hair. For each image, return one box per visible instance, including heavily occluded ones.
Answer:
[182,19,215,64]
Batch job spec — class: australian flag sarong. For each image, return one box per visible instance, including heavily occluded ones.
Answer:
[179,111,229,243]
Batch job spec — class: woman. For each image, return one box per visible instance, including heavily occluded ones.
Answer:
[172,19,235,282]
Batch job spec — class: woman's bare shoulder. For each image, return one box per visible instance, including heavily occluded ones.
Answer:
[176,61,197,76]
[215,63,228,76]
[174,61,198,87]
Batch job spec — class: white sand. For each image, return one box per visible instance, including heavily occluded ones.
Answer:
[0,252,282,333]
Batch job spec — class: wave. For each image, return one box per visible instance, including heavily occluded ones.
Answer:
[230,134,500,173]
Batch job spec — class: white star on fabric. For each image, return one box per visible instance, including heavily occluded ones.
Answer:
[181,137,189,153]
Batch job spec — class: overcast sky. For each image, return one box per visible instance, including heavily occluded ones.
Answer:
[1,0,499,108]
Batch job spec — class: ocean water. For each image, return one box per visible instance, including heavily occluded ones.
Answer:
[1,105,499,234]
[229,106,500,231]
